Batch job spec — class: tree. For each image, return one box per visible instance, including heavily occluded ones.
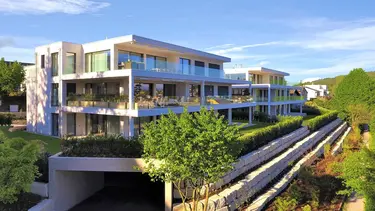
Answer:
[332,68,375,119]
[336,149,375,211]
[141,107,242,211]
[0,137,42,203]
[0,58,26,97]
[347,104,372,128]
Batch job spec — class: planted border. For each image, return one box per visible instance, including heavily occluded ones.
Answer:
[60,135,143,158]
[238,116,303,156]
[304,110,338,132]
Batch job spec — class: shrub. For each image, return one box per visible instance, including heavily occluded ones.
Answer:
[274,196,297,211]
[0,113,13,126]
[60,134,143,158]
[238,116,303,156]
[34,152,51,183]
[304,110,338,132]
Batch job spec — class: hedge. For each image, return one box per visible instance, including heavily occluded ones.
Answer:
[60,134,143,158]
[304,110,338,132]
[238,116,303,156]
[34,152,51,183]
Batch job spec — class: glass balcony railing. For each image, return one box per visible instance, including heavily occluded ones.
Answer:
[65,94,255,110]
[270,79,288,85]
[272,96,305,102]
[254,97,269,102]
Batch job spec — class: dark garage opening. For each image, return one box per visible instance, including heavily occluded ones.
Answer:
[70,172,164,211]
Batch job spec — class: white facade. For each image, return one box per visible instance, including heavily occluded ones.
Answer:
[304,85,329,100]
[26,35,255,137]
[225,67,306,116]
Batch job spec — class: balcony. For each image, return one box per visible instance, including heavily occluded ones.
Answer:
[65,94,253,110]
[269,78,287,85]
[272,96,305,102]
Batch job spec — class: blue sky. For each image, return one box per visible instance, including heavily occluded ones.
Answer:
[1,0,375,83]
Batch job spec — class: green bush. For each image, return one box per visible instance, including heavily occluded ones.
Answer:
[0,113,14,126]
[238,116,303,156]
[60,134,143,158]
[34,152,51,183]
[304,110,338,132]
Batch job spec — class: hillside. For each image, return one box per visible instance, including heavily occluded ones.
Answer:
[300,71,375,93]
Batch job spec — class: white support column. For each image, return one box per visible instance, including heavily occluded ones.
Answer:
[288,104,291,113]
[128,116,135,137]
[228,109,232,124]
[267,86,271,115]
[165,182,173,211]
[213,85,218,96]
[122,116,129,138]
[129,75,134,109]
[249,107,252,125]
[200,81,205,105]
[110,45,118,71]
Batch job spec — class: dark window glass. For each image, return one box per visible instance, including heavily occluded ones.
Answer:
[51,53,58,76]
[195,61,205,76]
[52,113,59,136]
[41,55,45,68]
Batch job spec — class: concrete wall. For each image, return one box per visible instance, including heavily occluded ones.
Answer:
[173,119,345,211]
[30,182,49,198]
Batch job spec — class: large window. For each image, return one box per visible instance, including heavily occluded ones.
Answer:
[51,83,59,106]
[208,63,220,78]
[65,52,76,74]
[218,86,229,96]
[86,114,120,135]
[51,113,59,136]
[180,58,191,74]
[41,55,45,68]
[67,113,76,136]
[194,61,205,76]
[85,50,110,72]
[51,53,58,76]
[146,55,167,71]
[118,50,144,70]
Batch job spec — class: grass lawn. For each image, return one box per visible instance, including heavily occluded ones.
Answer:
[0,127,61,154]
[239,121,273,134]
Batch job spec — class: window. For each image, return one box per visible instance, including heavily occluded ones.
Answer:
[180,58,191,74]
[85,50,110,72]
[51,83,59,106]
[218,86,229,96]
[51,53,58,76]
[118,50,144,70]
[41,55,45,68]
[194,61,205,76]
[65,52,76,74]
[146,55,167,71]
[208,63,220,78]
[67,113,76,136]
[52,113,59,136]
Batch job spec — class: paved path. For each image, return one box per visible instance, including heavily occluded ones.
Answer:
[345,193,364,211]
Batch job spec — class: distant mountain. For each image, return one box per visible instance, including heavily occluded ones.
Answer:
[299,71,375,93]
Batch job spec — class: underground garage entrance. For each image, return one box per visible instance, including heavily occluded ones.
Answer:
[69,172,165,211]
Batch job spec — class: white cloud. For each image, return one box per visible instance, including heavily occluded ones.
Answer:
[209,41,281,55]
[0,0,110,15]
[205,43,234,50]
[301,77,321,83]
[258,61,270,66]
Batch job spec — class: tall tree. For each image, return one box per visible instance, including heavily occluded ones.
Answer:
[0,58,26,96]
[332,68,375,119]
[141,107,242,211]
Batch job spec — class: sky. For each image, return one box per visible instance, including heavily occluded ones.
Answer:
[1,0,375,83]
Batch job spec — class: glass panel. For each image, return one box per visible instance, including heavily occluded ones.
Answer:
[67,113,76,136]
[195,61,205,76]
[51,53,58,76]
[65,52,76,74]
[85,50,110,72]
[156,56,167,69]
[85,54,91,73]
[107,116,120,135]
[218,86,229,96]
[225,73,246,80]
[51,83,59,106]
[208,63,220,78]
[180,58,191,74]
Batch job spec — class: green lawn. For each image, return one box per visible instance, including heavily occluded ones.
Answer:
[239,121,274,134]
[0,127,61,154]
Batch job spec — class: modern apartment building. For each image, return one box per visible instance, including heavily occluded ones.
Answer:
[225,67,306,115]
[26,35,255,137]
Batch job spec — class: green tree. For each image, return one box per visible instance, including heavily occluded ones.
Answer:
[0,137,42,204]
[336,149,375,211]
[0,58,26,97]
[332,68,375,119]
[141,107,242,211]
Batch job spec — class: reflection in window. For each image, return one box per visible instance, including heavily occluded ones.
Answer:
[51,83,59,106]
[85,50,110,72]
[51,53,58,76]
[146,55,167,71]
[180,58,191,74]
[195,61,205,76]
[118,50,144,70]
[225,73,246,80]
[65,52,76,74]
[208,63,220,78]
[52,113,59,136]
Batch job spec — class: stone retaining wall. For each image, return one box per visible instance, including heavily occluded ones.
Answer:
[175,127,309,198]
[173,119,344,211]
[246,121,348,211]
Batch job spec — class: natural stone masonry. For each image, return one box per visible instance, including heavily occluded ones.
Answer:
[175,127,309,198]
[173,119,343,211]
[331,127,351,156]
[246,121,348,211]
